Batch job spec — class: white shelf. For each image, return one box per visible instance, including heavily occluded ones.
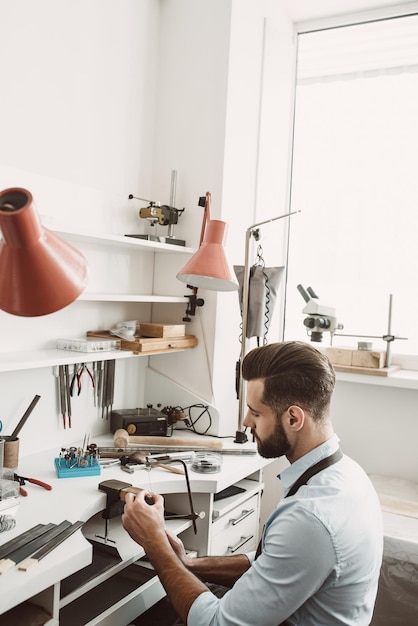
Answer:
[78,293,187,303]
[0,349,134,372]
[51,227,196,255]
[336,369,418,390]
[0,228,195,372]
[0,346,197,372]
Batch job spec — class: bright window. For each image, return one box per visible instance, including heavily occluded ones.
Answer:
[284,14,418,364]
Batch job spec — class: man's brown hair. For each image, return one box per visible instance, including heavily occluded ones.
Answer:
[241,341,335,421]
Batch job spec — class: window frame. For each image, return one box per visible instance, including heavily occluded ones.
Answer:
[284,5,418,373]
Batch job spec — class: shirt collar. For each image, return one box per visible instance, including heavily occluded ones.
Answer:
[278,433,340,495]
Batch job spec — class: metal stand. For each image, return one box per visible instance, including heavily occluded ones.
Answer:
[235,211,299,442]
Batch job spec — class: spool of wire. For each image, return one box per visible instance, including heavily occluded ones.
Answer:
[191,452,222,474]
[0,514,16,533]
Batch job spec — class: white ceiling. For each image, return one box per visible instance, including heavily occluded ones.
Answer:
[280,0,417,23]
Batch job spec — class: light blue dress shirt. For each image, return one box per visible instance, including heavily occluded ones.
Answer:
[188,435,383,626]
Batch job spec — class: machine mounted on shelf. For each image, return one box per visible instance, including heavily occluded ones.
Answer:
[127,170,186,246]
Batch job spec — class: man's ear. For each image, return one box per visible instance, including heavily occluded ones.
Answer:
[285,405,305,431]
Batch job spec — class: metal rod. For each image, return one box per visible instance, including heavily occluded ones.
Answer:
[385,294,393,368]
[98,446,257,456]
[237,210,300,437]
[168,169,177,238]
[174,459,197,534]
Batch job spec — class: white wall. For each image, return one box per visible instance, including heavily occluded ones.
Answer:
[0,0,296,455]
[0,0,162,454]
[331,380,418,481]
[146,0,296,437]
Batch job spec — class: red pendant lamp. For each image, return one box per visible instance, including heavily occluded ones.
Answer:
[0,188,89,317]
[176,192,238,292]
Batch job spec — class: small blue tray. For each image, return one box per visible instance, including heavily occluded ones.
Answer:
[54,457,101,478]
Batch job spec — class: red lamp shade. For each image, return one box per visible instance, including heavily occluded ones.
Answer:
[177,219,238,292]
[0,188,89,317]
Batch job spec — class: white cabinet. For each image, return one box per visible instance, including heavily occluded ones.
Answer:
[57,471,264,624]
[210,479,261,556]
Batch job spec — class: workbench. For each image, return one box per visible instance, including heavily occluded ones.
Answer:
[0,433,272,625]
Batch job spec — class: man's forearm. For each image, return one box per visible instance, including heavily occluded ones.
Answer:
[147,541,250,623]
[146,539,209,624]
[188,553,251,587]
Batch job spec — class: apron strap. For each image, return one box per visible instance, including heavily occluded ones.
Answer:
[255,448,343,560]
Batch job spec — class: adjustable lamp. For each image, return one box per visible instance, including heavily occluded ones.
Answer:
[0,188,89,317]
[176,192,238,292]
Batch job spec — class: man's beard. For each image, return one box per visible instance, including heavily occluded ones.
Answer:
[252,418,291,459]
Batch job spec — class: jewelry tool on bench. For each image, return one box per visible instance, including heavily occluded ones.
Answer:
[119,453,185,475]
[3,394,41,442]
[13,473,53,497]
[0,521,71,574]
[18,520,84,571]
[96,459,204,546]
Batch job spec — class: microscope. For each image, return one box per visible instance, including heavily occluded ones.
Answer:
[297,284,343,343]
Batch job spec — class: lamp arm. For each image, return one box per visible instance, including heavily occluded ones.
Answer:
[199,192,211,246]
[236,210,300,438]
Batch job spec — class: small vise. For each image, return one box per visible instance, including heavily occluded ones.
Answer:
[98,477,205,535]
[98,479,154,520]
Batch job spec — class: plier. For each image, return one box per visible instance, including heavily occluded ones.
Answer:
[14,473,53,497]
[70,363,95,397]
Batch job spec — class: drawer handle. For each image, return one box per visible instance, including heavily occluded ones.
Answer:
[228,534,254,553]
[231,508,255,526]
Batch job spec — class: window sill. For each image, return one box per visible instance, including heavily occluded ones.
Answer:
[336,369,418,390]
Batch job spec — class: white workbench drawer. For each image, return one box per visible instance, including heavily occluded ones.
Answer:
[59,563,164,626]
[210,493,259,556]
[211,508,257,555]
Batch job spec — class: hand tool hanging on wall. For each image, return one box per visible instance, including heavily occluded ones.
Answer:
[58,365,69,428]
[95,361,103,408]
[64,365,71,428]
[70,363,95,398]
[55,361,99,427]
[101,360,115,419]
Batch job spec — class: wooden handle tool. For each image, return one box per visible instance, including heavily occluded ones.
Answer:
[113,428,222,450]
[123,452,185,475]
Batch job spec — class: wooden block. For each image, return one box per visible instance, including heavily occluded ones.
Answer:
[137,322,186,338]
[325,347,353,366]
[351,350,385,369]
[332,364,399,376]
[87,331,197,354]
[133,335,198,353]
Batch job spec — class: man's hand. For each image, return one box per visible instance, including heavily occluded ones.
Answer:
[166,529,193,567]
[122,489,209,623]
[122,490,168,556]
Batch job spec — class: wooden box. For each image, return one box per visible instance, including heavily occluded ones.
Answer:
[137,322,186,338]
[87,330,197,354]
[325,347,353,366]
[351,350,385,369]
